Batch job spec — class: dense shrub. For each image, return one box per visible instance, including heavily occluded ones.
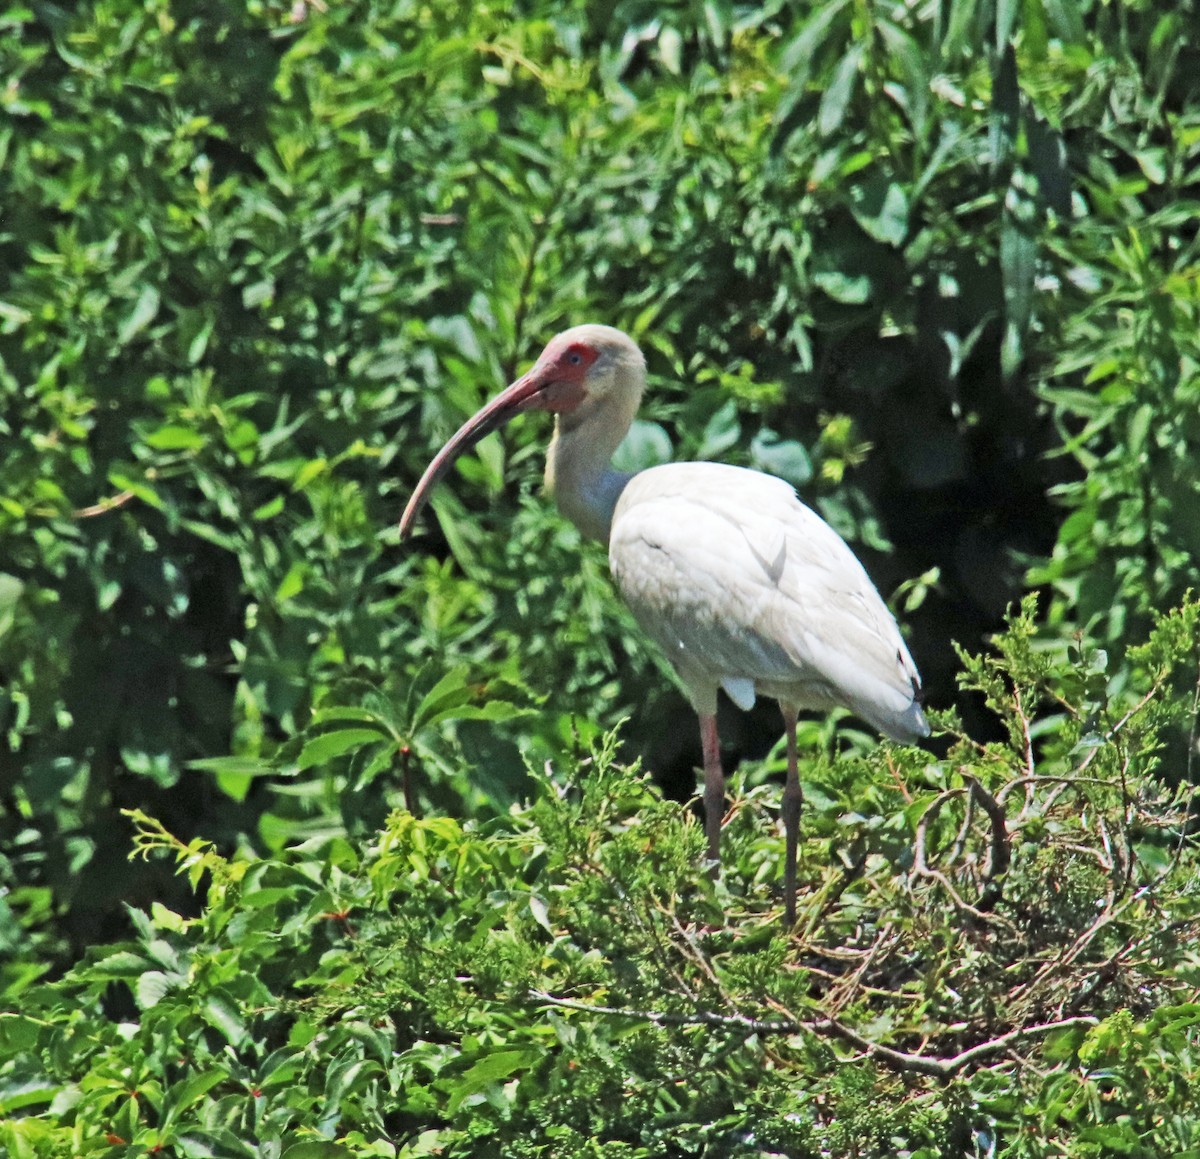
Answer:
[5,602,1200,1156]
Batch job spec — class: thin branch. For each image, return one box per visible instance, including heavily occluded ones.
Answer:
[526,990,1098,1079]
[995,774,1115,807]
[1013,685,1036,782]
[1077,680,1164,774]
[912,786,1013,927]
[811,1014,1099,1079]
[1163,654,1200,880]
[74,489,135,518]
[965,775,1010,912]
[948,785,976,865]
[525,990,797,1034]
[912,787,966,873]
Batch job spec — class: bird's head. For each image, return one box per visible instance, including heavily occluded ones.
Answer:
[534,324,646,427]
[399,324,646,537]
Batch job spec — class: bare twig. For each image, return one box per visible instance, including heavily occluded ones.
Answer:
[525,989,796,1035]
[526,990,1098,1079]
[74,489,136,518]
[965,776,1010,912]
[1013,685,1036,782]
[995,774,1115,808]
[912,786,1013,927]
[948,786,976,866]
[810,1014,1099,1079]
[913,788,966,873]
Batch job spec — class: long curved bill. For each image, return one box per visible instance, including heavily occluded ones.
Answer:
[399,365,550,538]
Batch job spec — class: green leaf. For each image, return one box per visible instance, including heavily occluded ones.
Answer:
[107,470,165,511]
[135,970,176,1009]
[425,699,527,727]
[750,431,813,487]
[776,0,852,117]
[296,728,388,771]
[118,284,160,344]
[142,424,205,452]
[995,0,1019,52]
[698,400,741,459]
[186,756,279,777]
[0,573,24,641]
[275,561,307,603]
[0,1015,42,1055]
[203,993,248,1047]
[160,1069,228,1128]
[849,178,910,247]
[1000,211,1037,377]
[612,420,673,473]
[0,1070,60,1114]
[281,1144,355,1159]
[811,268,871,304]
[818,44,863,137]
[446,1048,542,1114]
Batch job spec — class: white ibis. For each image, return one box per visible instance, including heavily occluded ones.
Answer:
[400,324,930,924]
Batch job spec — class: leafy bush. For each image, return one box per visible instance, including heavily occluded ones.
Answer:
[3,601,1200,1157]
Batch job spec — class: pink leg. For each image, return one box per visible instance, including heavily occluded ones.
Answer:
[699,713,723,868]
[781,705,802,927]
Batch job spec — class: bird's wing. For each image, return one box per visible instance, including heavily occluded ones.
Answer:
[609,462,927,739]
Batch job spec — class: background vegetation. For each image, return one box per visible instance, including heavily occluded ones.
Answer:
[1,0,1199,1154]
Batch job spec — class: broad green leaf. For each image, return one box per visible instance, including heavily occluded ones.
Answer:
[0,573,24,641]
[817,44,862,137]
[410,665,474,733]
[0,1015,42,1054]
[142,424,205,452]
[446,1048,542,1114]
[777,0,851,94]
[203,993,248,1047]
[135,970,176,1010]
[697,400,741,459]
[750,431,812,487]
[612,420,673,473]
[118,284,160,344]
[107,470,165,511]
[311,705,390,726]
[275,561,306,602]
[296,729,388,771]
[424,699,527,728]
[849,178,909,247]
[186,756,279,777]
[995,0,1019,52]
[160,1069,228,1128]
[811,268,871,304]
[999,211,1037,377]
[0,1071,60,1114]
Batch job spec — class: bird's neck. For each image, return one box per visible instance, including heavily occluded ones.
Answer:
[545,398,636,543]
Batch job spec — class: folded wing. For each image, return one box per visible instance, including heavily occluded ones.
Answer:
[609,462,928,740]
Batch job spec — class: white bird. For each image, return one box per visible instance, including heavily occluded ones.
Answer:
[400,324,930,924]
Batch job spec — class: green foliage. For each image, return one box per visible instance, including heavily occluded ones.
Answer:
[1023,0,1200,653]
[3,603,1200,1156]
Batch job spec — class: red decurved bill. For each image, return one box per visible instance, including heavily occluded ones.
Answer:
[398,363,586,538]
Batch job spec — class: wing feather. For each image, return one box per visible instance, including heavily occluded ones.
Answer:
[609,462,928,739]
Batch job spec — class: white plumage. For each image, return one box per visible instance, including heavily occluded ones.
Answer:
[611,461,926,737]
[400,324,929,925]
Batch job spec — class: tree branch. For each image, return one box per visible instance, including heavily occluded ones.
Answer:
[526,991,1098,1078]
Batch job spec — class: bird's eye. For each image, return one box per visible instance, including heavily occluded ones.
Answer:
[567,350,583,365]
